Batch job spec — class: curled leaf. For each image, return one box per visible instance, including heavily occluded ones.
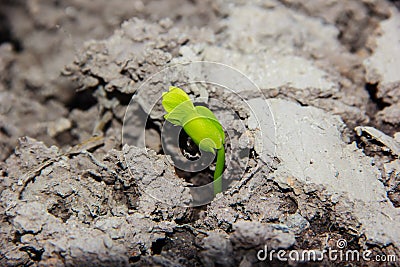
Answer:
[161,86,225,153]
[161,86,226,195]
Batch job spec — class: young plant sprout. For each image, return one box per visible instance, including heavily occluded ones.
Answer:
[162,86,225,195]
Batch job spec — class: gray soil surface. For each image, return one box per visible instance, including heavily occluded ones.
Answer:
[1,0,400,266]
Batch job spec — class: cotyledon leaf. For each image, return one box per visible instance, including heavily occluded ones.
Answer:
[161,86,225,195]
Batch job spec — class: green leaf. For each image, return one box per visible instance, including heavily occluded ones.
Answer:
[161,86,226,195]
[195,106,225,143]
[183,115,224,151]
[162,86,195,126]
[162,86,194,113]
[164,102,196,126]
[198,138,217,154]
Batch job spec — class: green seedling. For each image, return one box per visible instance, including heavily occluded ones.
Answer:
[162,86,225,195]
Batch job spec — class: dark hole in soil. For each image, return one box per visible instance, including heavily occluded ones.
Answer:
[19,246,45,261]
[173,130,214,186]
[54,130,76,147]
[12,231,22,244]
[281,196,298,214]
[1,169,8,177]
[174,162,214,187]
[365,83,391,111]
[145,117,160,133]
[0,126,11,137]
[339,232,362,251]
[123,188,140,210]
[66,89,98,111]
[151,238,167,254]
[82,169,102,182]
[175,205,206,224]
[129,254,141,263]
[362,82,399,137]
[47,199,72,222]
[158,230,201,265]
[107,90,132,106]
[355,133,394,158]
[309,210,338,235]
[145,118,162,153]
[0,12,23,51]
[388,187,400,208]
[178,130,201,161]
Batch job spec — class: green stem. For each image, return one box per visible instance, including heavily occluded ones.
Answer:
[213,146,225,195]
